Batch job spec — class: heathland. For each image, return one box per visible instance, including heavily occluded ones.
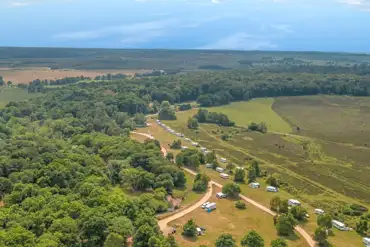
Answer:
[0,47,370,247]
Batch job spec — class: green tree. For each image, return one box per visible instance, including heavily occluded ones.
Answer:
[290,206,308,221]
[170,139,182,149]
[0,177,13,199]
[270,238,288,247]
[148,236,163,247]
[222,183,241,198]
[266,174,279,187]
[251,160,261,177]
[109,216,134,239]
[247,166,257,183]
[234,168,245,183]
[192,173,210,192]
[270,196,288,214]
[356,219,368,236]
[3,226,36,247]
[80,216,108,246]
[314,227,328,246]
[7,81,13,87]
[235,200,246,209]
[165,235,179,247]
[133,224,157,247]
[276,214,297,236]
[215,234,237,247]
[226,163,235,171]
[104,233,124,247]
[35,233,60,247]
[317,214,332,231]
[0,76,4,86]
[240,230,264,247]
[166,152,174,161]
[187,117,199,129]
[158,101,176,120]
[182,219,197,237]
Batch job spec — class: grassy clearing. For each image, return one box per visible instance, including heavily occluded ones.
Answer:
[273,95,370,146]
[208,99,292,133]
[0,87,40,108]
[170,187,308,247]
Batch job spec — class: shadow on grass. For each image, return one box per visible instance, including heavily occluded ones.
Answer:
[181,235,198,242]
[281,233,300,241]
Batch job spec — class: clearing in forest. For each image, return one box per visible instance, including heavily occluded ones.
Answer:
[0,87,40,108]
[208,99,292,133]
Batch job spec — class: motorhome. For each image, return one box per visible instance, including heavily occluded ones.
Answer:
[288,199,301,207]
[216,192,227,199]
[201,201,211,209]
[314,209,325,215]
[363,237,370,247]
[332,220,346,231]
[250,182,260,188]
[220,158,227,163]
[216,167,224,173]
[205,202,216,211]
[205,163,213,168]
[191,142,199,147]
[266,186,278,192]
[184,138,191,142]
[220,173,229,179]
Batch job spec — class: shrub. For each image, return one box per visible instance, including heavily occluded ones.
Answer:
[235,200,246,209]
[182,219,197,237]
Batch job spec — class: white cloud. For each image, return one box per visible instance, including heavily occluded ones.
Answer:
[6,0,74,7]
[53,19,175,41]
[341,0,370,9]
[270,24,293,33]
[199,32,278,50]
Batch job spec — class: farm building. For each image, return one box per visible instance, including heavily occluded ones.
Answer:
[250,182,260,188]
[220,173,229,179]
[266,186,278,192]
[288,199,301,206]
[216,167,224,173]
[332,220,346,231]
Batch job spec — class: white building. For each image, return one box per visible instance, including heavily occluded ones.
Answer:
[266,186,278,192]
[216,167,224,173]
[288,199,301,207]
[220,173,229,179]
[314,209,325,215]
[332,220,346,231]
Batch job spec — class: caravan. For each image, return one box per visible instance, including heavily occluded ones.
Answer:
[363,237,370,247]
[288,199,301,207]
[266,186,278,193]
[249,182,260,189]
[314,209,325,215]
[220,158,227,163]
[216,167,224,173]
[205,202,216,212]
[205,163,214,168]
[332,220,346,231]
[220,173,229,179]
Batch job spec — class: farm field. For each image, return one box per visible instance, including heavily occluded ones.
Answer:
[170,187,309,247]
[209,99,292,133]
[0,67,151,84]
[0,87,40,108]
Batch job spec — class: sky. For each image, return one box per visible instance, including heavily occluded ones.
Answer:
[1,0,370,52]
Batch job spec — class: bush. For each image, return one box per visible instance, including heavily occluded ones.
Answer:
[222,183,241,198]
[235,201,246,209]
[182,219,197,237]
[170,139,182,149]
[248,122,267,133]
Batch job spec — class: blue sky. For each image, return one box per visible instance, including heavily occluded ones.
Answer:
[1,0,370,52]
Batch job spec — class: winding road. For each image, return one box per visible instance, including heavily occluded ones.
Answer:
[131,131,316,247]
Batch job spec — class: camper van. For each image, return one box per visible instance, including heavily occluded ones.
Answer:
[191,142,199,147]
[288,199,301,207]
[266,186,278,193]
[220,173,229,179]
[216,192,227,199]
[220,158,227,163]
[216,167,224,173]
[314,209,325,215]
[363,237,370,247]
[332,220,346,231]
[205,202,216,212]
[206,163,214,168]
[250,182,260,189]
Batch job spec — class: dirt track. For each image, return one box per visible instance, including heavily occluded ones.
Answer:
[131,131,316,247]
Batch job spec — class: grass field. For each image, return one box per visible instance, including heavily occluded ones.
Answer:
[0,67,151,84]
[0,87,40,108]
[170,186,309,247]
[209,99,292,133]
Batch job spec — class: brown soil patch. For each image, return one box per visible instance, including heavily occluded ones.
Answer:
[0,67,152,84]
[0,201,4,207]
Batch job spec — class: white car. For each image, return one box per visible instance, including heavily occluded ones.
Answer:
[201,202,211,209]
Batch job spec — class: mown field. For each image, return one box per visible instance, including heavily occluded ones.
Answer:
[156,96,370,247]
[0,87,40,108]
